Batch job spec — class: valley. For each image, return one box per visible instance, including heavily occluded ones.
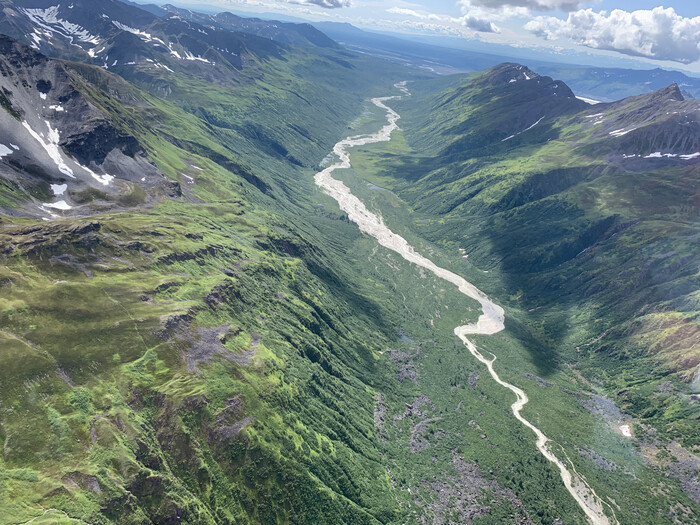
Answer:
[315,83,612,524]
[0,1,698,523]
[323,68,700,524]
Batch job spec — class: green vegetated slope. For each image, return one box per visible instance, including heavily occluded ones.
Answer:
[0,27,638,524]
[340,63,700,522]
[0,36,598,524]
[0,30,412,524]
[0,22,597,525]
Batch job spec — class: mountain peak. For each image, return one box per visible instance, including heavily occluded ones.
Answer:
[579,80,699,161]
[486,62,539,85]
[614,81,695,110]
[656,83,684,102]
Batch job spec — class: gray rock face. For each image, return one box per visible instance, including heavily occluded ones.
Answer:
[578,83,700,161]
[0,34,167,218]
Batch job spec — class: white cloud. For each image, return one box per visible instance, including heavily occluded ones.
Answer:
[525,7,700,64]
[459,0,530,22]
[386,7,442,21]
[387,6,498,33]
[464,0,588,12]
[459,15,499,33]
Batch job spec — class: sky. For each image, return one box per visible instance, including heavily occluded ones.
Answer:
[160,0,700,72]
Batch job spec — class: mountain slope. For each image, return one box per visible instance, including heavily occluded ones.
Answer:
[0,32,406,523]
[355,62,700,418]
[0,14,577,522]
[0,22,629,522]
[0,35,178,218]
[0,0,420,194]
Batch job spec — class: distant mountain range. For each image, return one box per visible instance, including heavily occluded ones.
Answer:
[312,21,700,101]
[147,3,339,49]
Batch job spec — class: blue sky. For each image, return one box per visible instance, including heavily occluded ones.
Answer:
[160,0,700,72]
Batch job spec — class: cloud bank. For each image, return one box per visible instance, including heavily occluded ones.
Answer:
[386,7,442,21]
[467,0,586,11]
[525,7,700,64]
[387,6,498,33]
[460,15,499,33]
[288,0,350,8]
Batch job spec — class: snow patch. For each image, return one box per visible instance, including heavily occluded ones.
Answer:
[0,144,13,158]
[619,424,632,438]
[50,183,68,195]
[152,62,174,72]
[112,21,166,48]
[39,92,47,100]
[576,96,601,104]
[88,46,106,58]
[609,128,636,137]
[20,6,100,46]
[626,152,699,160]
[48,105,65,112]
[30,30,42,49]
[43,199,72,210]
[167,42,182,59]
[22,120,74,178]
[82,165,114,186]
[183,50,211,63]
[502,116,545,142]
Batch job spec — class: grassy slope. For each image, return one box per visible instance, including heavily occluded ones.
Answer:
[0,45,410,524]
[3,35,698,522]
[0,42,595,524]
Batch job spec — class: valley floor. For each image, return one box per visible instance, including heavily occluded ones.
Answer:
[315,83,614,525]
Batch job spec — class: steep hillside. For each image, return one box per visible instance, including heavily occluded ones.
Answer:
[0,0,420,197]
[0,31,405,523]
[0,0,279,87]
[0,14,424,521]
[2,3,700,522]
